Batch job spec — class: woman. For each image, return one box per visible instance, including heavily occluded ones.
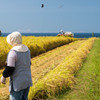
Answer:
[1,32,32,100]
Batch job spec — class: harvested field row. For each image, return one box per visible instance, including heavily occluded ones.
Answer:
[31,40,86,84]
[28,38,96,100]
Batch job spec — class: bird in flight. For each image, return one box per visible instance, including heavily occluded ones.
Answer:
[41,4,44,8]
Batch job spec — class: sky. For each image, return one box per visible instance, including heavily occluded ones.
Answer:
[0,0,100,33]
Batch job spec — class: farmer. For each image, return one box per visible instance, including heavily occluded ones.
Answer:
[1,32,32,100]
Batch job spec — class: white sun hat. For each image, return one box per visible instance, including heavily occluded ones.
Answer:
[7,32,22,46]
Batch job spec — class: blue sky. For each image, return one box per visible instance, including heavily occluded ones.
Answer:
[0,0,100,33]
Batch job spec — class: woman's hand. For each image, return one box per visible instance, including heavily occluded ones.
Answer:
[1,76,6,84]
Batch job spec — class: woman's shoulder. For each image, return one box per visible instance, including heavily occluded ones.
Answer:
[8,50,17,58]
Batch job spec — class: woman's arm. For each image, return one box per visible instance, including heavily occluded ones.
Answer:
[1,50,17,84]
[3,66,15,78]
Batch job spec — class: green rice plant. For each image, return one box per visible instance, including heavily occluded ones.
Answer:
[28,38,96,100]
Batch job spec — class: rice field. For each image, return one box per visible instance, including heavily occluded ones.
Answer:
[0,37,96,100]
[0,36,76,68]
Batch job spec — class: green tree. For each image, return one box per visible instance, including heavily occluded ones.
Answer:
[0,30,1,36]
[92,32,94,37]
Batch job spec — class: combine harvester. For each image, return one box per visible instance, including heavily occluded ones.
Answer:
[58,30,74,37]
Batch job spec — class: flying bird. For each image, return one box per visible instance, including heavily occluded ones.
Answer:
[41,4,44,8]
